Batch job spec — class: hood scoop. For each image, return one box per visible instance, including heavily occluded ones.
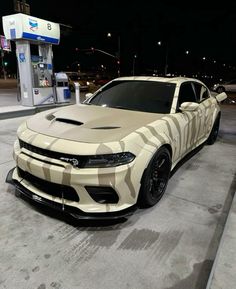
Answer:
[46,114,55,121]
[55,118,84,126]
[91,126,120,130]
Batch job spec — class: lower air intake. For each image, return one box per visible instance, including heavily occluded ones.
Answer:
[85,186,119,204]
[18,167,79,202]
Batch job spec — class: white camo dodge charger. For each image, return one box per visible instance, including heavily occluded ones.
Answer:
[6,77,227,219]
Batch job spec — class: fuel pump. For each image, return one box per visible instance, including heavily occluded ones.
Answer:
[31,51,54,105]
[2,13,60,107]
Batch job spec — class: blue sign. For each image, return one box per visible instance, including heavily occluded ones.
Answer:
[10,28,16,39]
[31,55,40,62]
[22,32,59,45]
[19,53,26,63]
[31,55,43,62]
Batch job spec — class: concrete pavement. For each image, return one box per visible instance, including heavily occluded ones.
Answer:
[0,82,236,289]
[0,88,80,120]
[207,191,236,289]
[0,105,235,289]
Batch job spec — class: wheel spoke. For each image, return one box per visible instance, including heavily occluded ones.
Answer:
[149,155,170,199]
[148,179,153,192]
[157,158,165,168]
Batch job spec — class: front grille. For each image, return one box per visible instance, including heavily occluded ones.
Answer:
[18,167,79,202]
[19,139,87,168]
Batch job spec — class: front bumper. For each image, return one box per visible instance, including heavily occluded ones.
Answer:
[12,136,142,214]
[6,168,137,220]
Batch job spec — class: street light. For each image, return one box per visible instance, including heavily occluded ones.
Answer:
[132,54,137,76]
[107,32,121,76]
[75,47,120,76]
[201,57,207,76]
[157,41,168,76]
[164,45,169,76]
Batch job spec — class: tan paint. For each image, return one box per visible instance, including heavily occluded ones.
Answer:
[10,77,221,213]
[124,165,136,199]
[62,165,72,186]
[42,158,52,182]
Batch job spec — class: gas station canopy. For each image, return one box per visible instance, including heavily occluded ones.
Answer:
[2,13,60,45]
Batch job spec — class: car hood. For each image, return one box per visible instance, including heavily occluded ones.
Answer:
[26,104,165,143]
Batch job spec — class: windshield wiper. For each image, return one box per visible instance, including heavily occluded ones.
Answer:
[111,105,131,110]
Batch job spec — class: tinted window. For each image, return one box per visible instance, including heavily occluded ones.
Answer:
[88,81,176,114]
[177,82,196,109]
[69,75,78,81]
[193,82,209,101]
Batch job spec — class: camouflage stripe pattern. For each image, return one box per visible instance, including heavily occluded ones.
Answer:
[11,77,221,213]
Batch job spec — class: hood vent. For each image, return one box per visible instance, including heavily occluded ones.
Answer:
[46,114,55,121]
[91,126,120,130]
[55,118,84,126]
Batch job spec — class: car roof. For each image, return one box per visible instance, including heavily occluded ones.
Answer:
[113,76,205,86]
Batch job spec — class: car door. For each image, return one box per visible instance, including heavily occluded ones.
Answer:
[226,80,236,92]
[193,82,215,138]
[175,82,201,157]
[192,82,209,141]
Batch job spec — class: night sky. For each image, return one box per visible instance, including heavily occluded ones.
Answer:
[1,0,236,82]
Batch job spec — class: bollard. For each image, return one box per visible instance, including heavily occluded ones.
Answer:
[74,82,80,104]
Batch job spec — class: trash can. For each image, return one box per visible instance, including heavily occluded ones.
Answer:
[55,72,71,103]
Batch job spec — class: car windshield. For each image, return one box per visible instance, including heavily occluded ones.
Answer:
[87,80,176,113]
[68,74,78,81]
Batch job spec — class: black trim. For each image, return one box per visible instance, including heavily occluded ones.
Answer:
[91,126,120,130]
[19,139,87,167]
[85,185,119,204]
[55,118,83,126]
[6,168,136,220]
[18,139,135,168]
[6,167,15,185]
[18,168,79,202]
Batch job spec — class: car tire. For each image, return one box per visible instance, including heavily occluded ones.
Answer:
[216,86,225,93]
[138,147,171,208]
[207,115,220,145]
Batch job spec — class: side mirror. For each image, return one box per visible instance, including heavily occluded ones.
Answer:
[85,93,93,100]
[215,92,227,103]
[179,102,200,112]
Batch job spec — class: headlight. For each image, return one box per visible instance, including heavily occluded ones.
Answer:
[60,152,135,168]
[83,152,135,168]
[86,81,90,86]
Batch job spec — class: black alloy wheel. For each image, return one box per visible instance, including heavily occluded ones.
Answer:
[138,147,171,207]
[207,116,220,145]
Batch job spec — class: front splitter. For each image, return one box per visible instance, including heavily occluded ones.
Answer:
[6,167,137,220]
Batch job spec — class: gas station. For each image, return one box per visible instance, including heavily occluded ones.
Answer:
[0,8,236,289]
[2,13,71,106]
